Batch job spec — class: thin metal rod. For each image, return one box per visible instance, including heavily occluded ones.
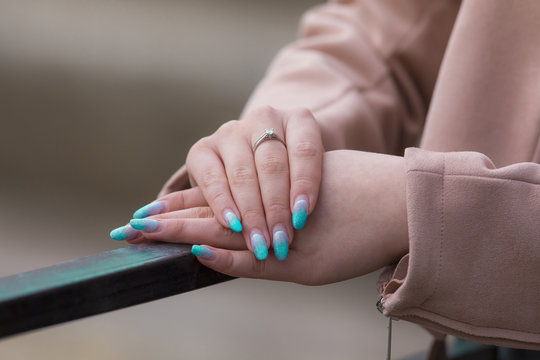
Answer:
[386,317,393,360]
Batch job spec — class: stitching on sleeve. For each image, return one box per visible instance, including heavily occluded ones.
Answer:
[408,169,540,187]
[421,152,446,306]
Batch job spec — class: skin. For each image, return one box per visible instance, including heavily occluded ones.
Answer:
[184,106,324,258]
[127,150,409,285]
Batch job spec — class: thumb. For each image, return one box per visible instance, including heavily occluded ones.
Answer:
[191,245,293,282]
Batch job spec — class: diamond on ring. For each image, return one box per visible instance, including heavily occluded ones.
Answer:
[253,128,286,152]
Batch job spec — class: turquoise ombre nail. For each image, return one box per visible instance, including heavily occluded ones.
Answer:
[250,232,268,260]
[129,219,159,232]
[192,245,214,259]
[224,210,243,232]
[273,230,289,261]
[110,225,139,241]
[133,202,163,219]
[292,196,309,230]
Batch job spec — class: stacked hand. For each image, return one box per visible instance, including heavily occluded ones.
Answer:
[112,106,324,262]
[110,148,409,285]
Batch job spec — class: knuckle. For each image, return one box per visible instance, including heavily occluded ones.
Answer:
[189,136,212,155]
[222,251,235,272]
[292,107,313,119]
[216,120,240,135]
[197,135,213,147]
[208,190,229,206]
[230,165,257,186]
[259,154,288,175]
[265,201,290,216]
[200,170,223,188]
[171,220,185,235]
[240,207,262,222]
[195,206,213,218]
[293,141,320,160]
[199,171,229,205]
[293,174,317,188]
[248,105,279,119]
[250,255,267,275]
[175,191,186,209]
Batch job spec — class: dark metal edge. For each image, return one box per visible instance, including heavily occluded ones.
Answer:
[0,243,233,339]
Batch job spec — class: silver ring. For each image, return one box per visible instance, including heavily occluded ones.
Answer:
[252,128,286,152]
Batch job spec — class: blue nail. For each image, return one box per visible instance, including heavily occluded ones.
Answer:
[133,202,163,219]
[273,230,289,261]
[250,232,268,260]
[224,210,243,232]
[110,225,139,241]
[129,219,159,232]
[292,198,308,230]
[192,245,214,259]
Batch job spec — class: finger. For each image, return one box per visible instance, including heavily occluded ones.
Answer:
[126,237,149,245]
[186,137,243,233]
[149,206,214,220]
[109,224,143,242]
[216,126,270,260]
[132,187,207,219]
[129,218,246,250]
[191,245,297,281]
[285,109,323,230]
[253,126,292,261]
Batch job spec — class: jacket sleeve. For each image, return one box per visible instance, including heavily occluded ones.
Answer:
[159,0,460,195]
[241,0,459,153]
[380,148,540,350]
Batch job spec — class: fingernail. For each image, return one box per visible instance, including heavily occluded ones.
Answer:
[292,196,309,230]
[133,202,163,219]
[273,230,289,261]
[224,210,243,232]
[129,219,160,232]
[192,245,215,259]
[250,232,268,260]
[110,225,139,241]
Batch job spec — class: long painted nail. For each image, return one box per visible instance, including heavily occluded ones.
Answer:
[110,225,139,241]
[133,202,163,219]
[224,210,243,232]
[192,245,215,259]
[250,232,268,260]
[129,219,160,232]
[292,196,309,230]
[273,230,289,261]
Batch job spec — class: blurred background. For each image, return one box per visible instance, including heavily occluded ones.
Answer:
[0,0,430,358]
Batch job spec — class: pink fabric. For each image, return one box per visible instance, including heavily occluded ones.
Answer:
[242,0,460,154]
[384,149,540,349]
[160,0,540,348]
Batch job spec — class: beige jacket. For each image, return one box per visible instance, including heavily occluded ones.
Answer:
[160,0,540,350]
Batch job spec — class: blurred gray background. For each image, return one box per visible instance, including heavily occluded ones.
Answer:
[0,0,430,358]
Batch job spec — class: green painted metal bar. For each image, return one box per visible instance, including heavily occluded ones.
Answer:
[0,242,233,339]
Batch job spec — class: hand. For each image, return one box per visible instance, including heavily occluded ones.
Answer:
[183,106,324,261]
[123,150,409,285]
[193,150,409,284]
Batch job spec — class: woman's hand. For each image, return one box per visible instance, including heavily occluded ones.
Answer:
[181,106,324,261]
[194,150,409,284]
[123,150,409,285]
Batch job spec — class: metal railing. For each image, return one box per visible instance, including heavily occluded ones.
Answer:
[0,242,232,338]
[0,242,507,359]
